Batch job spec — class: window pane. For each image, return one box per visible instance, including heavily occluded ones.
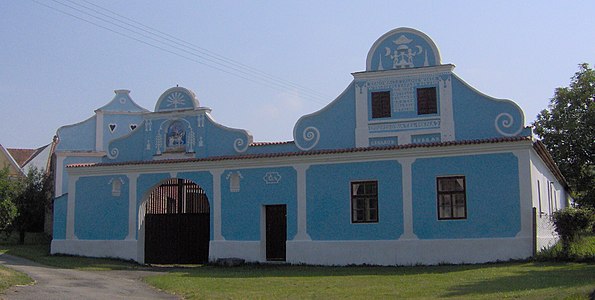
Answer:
[440,206,451,218]
[372,92,391,118]
[439,194,451,207]
[368,208,378,221]
[417,87,437,115]
[455,178,465,191]
[453,205,466,218]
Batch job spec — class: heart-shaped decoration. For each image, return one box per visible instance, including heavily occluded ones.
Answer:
[130,124,138,131]
[109,123,117,132]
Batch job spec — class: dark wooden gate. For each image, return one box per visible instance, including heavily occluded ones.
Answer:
[266,205,287,261]
[144,179,209,264]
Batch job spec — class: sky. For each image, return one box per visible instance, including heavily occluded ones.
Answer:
[1,1,594,149]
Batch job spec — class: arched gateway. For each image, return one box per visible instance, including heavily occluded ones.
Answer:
[143,178,210,264]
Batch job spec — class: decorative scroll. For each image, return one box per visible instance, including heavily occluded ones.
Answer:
[107,147,119,159]
[495,113,523,136]
[233,138,249,153]
[295,126,320,151]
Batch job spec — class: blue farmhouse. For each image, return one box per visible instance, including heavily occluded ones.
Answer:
[51,28,568,265]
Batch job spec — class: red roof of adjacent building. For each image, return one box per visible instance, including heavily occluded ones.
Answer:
[67,136,532,169]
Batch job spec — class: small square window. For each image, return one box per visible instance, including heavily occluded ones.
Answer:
[417,87,437,115]
[437,176,466,220]
[371,91,391,118]
[351,181,379,223]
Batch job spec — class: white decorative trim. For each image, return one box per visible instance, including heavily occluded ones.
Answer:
[293,164,311,241]
[66,176,80,240]
[210,169,224,241]
[51,239,138,262]
[398,158,418,240]
[295,126,320,151]
[126,173,139,240]
[495,113,523,136]
[66,140,534,177]
[366,27,442,71]
[513,150,533,239]
[96,111,104,151]
[106,147,119,159]
[233,138,249,153]
[263,172,282,184]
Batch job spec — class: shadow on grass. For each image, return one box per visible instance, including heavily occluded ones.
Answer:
[442,263,595,298]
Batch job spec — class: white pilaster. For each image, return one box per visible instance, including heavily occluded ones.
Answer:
[398,158,418,240]
[439,76,455,141]
[126,173,139,240]
[66,175,79,240]
[95,110,104,151]
[513,150,533,238]
[354,82,370,147]
[54,154,66,196]
[293,164,311,240]
[210,169,224,240]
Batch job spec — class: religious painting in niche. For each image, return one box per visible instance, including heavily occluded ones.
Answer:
[166,120,186,151]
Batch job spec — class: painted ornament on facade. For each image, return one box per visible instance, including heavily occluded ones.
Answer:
[166,92,186,109]
[166,121,186,149]
[384,35,429,69]
[263,172,282,184]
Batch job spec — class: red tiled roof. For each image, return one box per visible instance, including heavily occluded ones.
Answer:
[67,136,532,168]
[7,148,37,167]
[7,145,49,168]
[250,141,295,147]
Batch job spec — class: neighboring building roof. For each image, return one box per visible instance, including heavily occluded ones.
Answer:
[67,136,531,168]
[8,144,50,168]
[6,148,37,167]
[0,144,25,176]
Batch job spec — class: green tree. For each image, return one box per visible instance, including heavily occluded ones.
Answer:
[12,167,52,244]
[0,167,19,238]
[533,63,595,208]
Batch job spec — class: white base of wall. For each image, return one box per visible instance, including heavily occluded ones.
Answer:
[209,240,262,262]
[52,237,533,266]
[211,238,533,266]
[51,239,138,262]
[537,236,558,252]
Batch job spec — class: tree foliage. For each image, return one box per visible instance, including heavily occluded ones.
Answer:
[12,167,52,244]
[533,63,595,208]
[0,167,19,237]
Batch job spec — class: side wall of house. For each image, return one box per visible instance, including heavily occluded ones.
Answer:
[530,150,567,251]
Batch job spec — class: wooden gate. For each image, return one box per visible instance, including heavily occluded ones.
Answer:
[144,179,210,264]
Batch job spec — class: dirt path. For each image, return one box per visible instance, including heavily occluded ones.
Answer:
[0,253,179,300]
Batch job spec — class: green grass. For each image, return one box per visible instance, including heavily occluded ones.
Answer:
[0,243,141,271]
[1,239,594,299]
[143,262,595,299]
[0,263,32,293]
[537,234,595,262]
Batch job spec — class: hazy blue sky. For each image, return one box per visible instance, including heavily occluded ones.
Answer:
[1,1,594,148]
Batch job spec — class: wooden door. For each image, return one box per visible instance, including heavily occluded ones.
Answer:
[265,205,287,261]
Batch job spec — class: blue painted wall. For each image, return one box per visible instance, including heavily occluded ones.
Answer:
[52,194,67,239]
[221,167,297,241]
[451,75,530,139]
[75,175,129,240]
[306,160,403,240]
[412,153,521,239]
[293,83,356,151]
[56,116,96,151]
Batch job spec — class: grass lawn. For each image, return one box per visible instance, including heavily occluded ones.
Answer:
[142,262,595,299]
[2,240,594,299]
[0,243,141,271]
[0,263,32,293]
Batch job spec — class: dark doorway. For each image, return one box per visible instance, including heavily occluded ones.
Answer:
[265,205,287,261]
[144,178,210,264]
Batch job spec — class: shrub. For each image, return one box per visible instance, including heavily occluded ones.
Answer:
[552,207,595,256]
